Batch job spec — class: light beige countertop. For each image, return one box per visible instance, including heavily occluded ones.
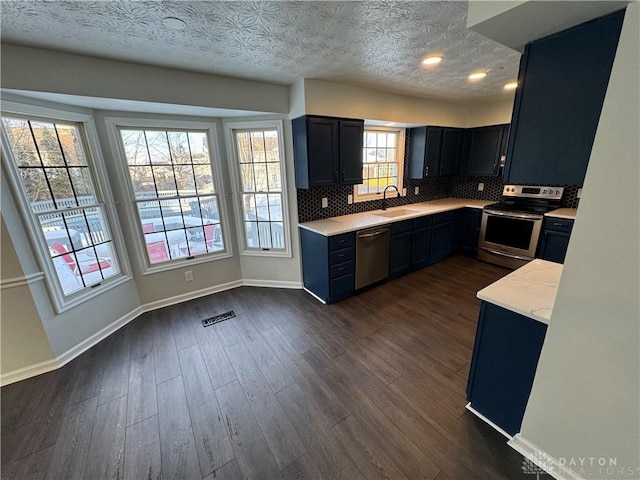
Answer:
[298,198,493,236]
[545,208,577,219]
[477,259,563,325]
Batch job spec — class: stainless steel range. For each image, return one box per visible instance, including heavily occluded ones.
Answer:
[477,185,564,269]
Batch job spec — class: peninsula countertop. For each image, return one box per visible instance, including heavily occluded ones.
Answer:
[477,259,563,325]
[298,198,493,236]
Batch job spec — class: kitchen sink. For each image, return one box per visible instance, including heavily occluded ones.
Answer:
[373,209,419,218]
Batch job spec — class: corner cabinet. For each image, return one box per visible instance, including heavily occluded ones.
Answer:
[461,124,508,176]
[292,115,364,189]
[409,127,463,178]
[503,10,625,186]
[467,302,547,436]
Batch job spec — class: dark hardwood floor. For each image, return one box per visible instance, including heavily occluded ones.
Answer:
[1,255,548,479]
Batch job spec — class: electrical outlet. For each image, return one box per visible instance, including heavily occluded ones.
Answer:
[414,186,419,195]
[347,194,353,204]
[322,197,328,208]
[402,188,407,197]
[478,183,485,191]
[577,188,582,199]
[185,270,193,281]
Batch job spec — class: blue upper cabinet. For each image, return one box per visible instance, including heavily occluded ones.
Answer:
[504,10,625,187]
[461,125,506,176]
[292,115,364,189]
[409,126,463,178]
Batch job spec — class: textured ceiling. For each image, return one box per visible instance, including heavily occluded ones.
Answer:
[0,1,521,103]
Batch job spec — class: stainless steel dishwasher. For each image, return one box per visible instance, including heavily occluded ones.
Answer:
[355,225,391,290]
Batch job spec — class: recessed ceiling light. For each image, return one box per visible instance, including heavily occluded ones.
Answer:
[163,17,187,30]
[468,71,488,81]
[504,82,518,90]
[421,55,443,66]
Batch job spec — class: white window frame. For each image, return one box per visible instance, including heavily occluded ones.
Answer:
[224,119,291,257]
[105,117,232,274]
[354,126,406,203]
[0,100,131,313]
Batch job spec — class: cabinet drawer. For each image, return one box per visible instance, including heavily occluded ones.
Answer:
[330,247,353,265]
[432,210,455,225]
[413,215,433,229]
[329,233,354,250]
[391,220,412,235]
[330,261,353,279]
[330,274,354,301]
[543,217,574,233]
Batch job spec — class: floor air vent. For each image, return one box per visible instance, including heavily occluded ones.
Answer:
[202,310,236,327]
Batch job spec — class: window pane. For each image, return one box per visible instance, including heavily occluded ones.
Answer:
[57,124,87,166]
[242,194,257,221]
[271,222,284,248]
[160,199,184,230]
[167,131,190,164]
[46,168,77,207]
[255,193,269,221]
[245,221,259,248]
[268,194,283,221]
[188,132,210,164]
[152,165,177,196]
[250,131,266,163]
[174,164,196,196]
[146,131,171,164]
[129,166,157,199]
[267,163,281,191]
[120,130,150,165]
[253,164,268,191]
[31,121,65,166]
[69,167,95,200]
[2,118,41,166]
[235,132,252,163]
[257,222,272,248]
[240,164,255,191]
[21,168,53,206]
[194,164,214,194]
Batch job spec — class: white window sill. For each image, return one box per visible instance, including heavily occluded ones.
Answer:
[141,250,234,276]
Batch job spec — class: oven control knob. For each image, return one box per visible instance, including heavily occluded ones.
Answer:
[556,190,560,195]
[542,189,547,194]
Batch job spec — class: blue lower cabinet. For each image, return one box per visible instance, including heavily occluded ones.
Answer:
[300,229,355,303]
[537,217,574,263]
[389,231,413,278]
[429,212,455,264]
[456,208,482,256]
[467,302,547,436]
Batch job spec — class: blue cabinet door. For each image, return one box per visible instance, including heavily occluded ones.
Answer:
[467,302,547,436]
[339,119,364,185]
[389,232,412,278]
[305,117,339,187]
[456,208,482,256]
[411,227,432,269]
[429,219,454,264]
[504,10,625,186]
[409,126,442,178]
[538,230,571,263]
[462,125,503,176]
[439,128,463,176]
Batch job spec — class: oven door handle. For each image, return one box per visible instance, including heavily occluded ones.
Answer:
[484,209,543,220]
[482,248,533,261]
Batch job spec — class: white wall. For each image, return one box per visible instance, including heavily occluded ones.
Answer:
[301,79,470,126]
[0,215,56,374]
[1,44,290,115]
[468,0,630,51]
[518,3,639,477]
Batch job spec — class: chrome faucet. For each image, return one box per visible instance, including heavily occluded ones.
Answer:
[381,185,400,210]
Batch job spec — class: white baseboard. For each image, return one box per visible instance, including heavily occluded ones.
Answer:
[509,434,585,480]
[55,306,144,370]
[302,287,327,304]
[242,279,302,289]
[0,357,60,385]
[1,279,303,386]
[465,402,513,440]
[141,279,244,312]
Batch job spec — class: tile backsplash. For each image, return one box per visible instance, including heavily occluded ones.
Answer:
[297,133,580,223]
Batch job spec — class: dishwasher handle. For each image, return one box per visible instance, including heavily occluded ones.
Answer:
[358,227,390,239]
